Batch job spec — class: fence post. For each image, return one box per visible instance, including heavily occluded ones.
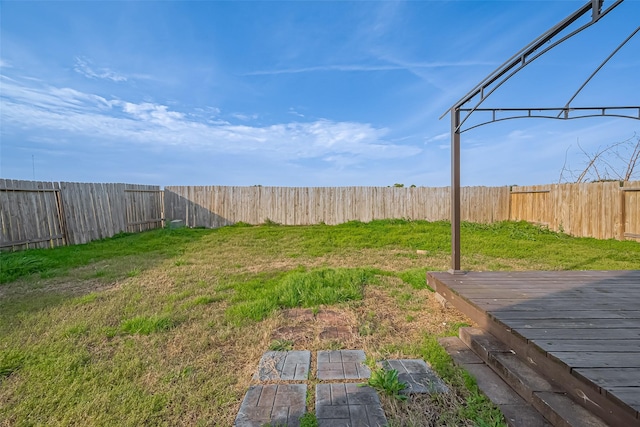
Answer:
[619,184,626,240]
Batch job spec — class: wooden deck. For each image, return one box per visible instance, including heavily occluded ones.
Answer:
[428,270,640,426]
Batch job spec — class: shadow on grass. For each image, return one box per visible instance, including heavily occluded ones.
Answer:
[0,227,215,317]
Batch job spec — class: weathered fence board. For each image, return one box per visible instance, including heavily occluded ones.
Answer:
[124,187,164,233]
[0,179,65,250]
[59,182,163,244]
[165,182,638,241]
[508,182,629,240]
[1,180,163,250]
[623,182,640,240]
[164,185,511,228]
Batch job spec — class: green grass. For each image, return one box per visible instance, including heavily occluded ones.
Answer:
[3,221,638,286]
[418,335,506,426]
[299,412,319,427]
[225,267,378,325]
[0,349,26,379]
[269,339,294,351]
[0,227,211,284]
[0,220,637,426]
[120,315,177,335]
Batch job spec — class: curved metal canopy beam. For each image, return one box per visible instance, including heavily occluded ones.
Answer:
[559,24,640,117]
[441,0,625,130]
[442,0,639,272]
[461,106,640,133]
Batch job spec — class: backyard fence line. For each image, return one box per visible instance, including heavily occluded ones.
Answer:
[2,180,638,252]
[0,179,163,251]
[164,181,640,241]
[163,185,511,227]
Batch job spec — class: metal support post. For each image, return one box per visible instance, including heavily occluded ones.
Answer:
[450,108,462,273]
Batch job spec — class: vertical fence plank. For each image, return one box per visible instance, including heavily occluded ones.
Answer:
[622,182,640,240]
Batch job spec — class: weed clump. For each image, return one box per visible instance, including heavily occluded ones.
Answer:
[120,315,176,335]
[0,255,49,284]
[225,267,377,324]
[366,367,408,401]
[0,349,26,379]
[269,339,294,351]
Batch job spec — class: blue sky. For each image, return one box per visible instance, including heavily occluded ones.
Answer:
[1,1,639,187]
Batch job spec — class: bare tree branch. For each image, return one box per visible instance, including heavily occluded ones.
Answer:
[558,144,573,183]
[563,133,640,183]
[624,135,640,181]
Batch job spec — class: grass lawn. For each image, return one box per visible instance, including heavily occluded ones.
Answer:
[1,220,638,426]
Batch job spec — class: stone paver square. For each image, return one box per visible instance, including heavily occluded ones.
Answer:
[341,350,367,362]
[316,383,388,427]
[344,383,381,406]
[383,359,449,394]
[254,350,310,381]
[235,384,307,427]
[317,350,371,380]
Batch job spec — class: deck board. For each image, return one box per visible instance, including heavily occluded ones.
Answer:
[501,318,640,328]
[532,339,640,352]
[428,270,640,425]
[491,310,638,320]
[521,328,640,340]
[574,368,640,388]
[607,388,640,412]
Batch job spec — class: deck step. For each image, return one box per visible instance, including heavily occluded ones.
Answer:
[439,336,551,427]
[456,327,610,427]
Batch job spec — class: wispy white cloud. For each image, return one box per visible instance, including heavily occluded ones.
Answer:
[0,75,113,111]
[507,129,534,140]
[0,59,10,68]
[230,112,259,121]
[73,56,128,82]
[425,132,449,143]
[0,76,421,163]
[245,64,404,76]
[244,61,496,76]
[289,108,305,118]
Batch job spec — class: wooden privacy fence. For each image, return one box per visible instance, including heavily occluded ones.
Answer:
[0,179,163,251]
[510,181,640,240]
[165,182,640,241]
[3,180,638,251]
[164,185,510,228]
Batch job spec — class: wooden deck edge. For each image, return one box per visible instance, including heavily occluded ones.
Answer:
[438,336,552,427]
[427,272,640,427]
[458,327,614,427]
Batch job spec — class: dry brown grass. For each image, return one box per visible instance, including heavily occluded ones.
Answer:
[5,220,639,425]
[204,272,474,425]
[0,226,503,426]
[124,248,474,425]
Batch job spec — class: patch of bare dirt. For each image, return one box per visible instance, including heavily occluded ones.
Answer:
[265,278,473,357]
[270,308,360,349]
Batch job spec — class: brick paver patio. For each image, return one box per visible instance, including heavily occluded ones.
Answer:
[235,350,448,426]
